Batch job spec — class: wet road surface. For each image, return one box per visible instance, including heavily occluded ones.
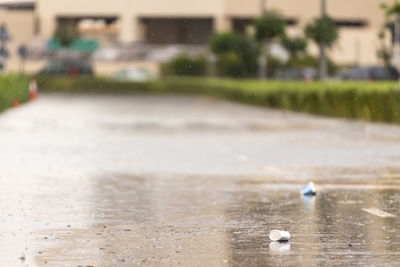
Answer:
[1,93,400,266]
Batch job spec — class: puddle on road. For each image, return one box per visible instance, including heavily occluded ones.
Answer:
[3,93,400,266]
[2,174,398,266]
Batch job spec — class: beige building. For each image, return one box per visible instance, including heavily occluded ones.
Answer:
[0,0,394,72]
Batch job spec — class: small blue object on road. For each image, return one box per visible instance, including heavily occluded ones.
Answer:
[302,182,316,195]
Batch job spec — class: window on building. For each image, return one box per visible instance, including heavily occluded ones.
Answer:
[334,20,368,28]
[0,2,35,10]
[56,16,119,45]
[232,18,298,33]
[141,18,213,44]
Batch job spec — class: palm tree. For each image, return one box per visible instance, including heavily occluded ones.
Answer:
[253,11,286,79]
[305,0,338,80]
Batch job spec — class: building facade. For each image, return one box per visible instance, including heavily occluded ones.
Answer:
[0,0,394,67]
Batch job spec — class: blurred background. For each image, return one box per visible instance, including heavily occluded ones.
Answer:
[2,2,400,266]
[0,0,399,81]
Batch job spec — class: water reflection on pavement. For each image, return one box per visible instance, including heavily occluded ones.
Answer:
[0,94,400,266]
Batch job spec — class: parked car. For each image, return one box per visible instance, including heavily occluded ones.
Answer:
[38,60,93,76]
[275,67,317,81]
[338,66,399,81]
[113,67,155,81]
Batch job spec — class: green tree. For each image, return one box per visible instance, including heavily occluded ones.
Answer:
[252,11,286,79]
[54,23,79,47]
[379,1,400,68]
[209,32,259,77]
[305,16,338,79]
[253,11,286,42]
[281,35,307,59]
[381,2,400,17]
[216,52,244,78]
[161,54,207,77]
[377,29,393,67]
[0,23,11,71]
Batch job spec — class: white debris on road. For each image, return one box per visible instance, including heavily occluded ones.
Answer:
[362,208,396,218]
[269,230,291,241]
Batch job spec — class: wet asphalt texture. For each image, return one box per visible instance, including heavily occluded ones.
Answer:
[0,93,400,266]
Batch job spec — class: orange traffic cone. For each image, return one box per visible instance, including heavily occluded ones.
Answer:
[13,99,20,108]
[29,79,38,100]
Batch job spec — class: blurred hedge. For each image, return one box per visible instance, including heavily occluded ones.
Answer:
[36,75,156,93]
[161,54,207,76]
[0,75,30,112]
[37,75,400,123]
